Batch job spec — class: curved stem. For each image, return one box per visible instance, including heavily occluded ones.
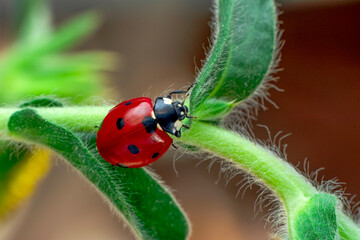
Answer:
[178,121,360,239]
[337,210,360,239]
[178,121,317,209]
[1,107,317,208]
[1,107,360,238]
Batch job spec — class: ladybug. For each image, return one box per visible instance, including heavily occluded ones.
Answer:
[96,90,193,168]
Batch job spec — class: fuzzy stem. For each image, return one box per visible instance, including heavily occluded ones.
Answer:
[178,121,360,238]
[337,210,360,239]
[178,121,317,209]
[1,107,359,238]
[0,106,317,207]
[0,106,112,133]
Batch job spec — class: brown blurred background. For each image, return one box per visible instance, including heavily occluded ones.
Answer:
[1,0,360,239]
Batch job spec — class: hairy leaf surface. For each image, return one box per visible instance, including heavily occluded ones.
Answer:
[189,0,276,120]
[7,109,189,240]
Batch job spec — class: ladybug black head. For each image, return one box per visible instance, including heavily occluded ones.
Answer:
[153,97,189,138]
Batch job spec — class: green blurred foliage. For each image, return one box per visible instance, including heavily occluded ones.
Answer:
[0,0,116,104]
[0,0,115,221]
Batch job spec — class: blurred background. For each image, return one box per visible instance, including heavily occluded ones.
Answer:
[0,0,360,239]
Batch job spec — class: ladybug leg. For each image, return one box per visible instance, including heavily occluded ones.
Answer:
[95,120,103,130]
[168,82,197,101]
[167,90,187,99]
[175,131,181,138]
[182,125,190,129]
[185,82,197,92]
[172,143,178,149]
[112,165,115,170]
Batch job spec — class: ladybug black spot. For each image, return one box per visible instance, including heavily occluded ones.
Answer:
[116,118,125,130]
[124,101,132,106]
[152,152,159,158]
[128,145,139,154]
[142,116,157,133]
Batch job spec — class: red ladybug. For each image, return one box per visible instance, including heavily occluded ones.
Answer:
[96,90,191,168]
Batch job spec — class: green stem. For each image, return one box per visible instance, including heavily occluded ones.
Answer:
[178,121,360,239]
[1,107,318,209]
[1,107,360,238]
[178,121,317,209]
[0,106,111,133]
[337,210,360,239]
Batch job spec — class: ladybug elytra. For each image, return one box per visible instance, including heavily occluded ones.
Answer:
[96,90,193,168]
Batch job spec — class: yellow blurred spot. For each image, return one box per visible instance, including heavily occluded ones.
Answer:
[0,147,50,221]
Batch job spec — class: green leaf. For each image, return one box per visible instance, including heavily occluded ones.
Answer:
[15,0,52,44]
[292,193,338,240]
[13,11,102,65]
[0,141,29,187]
[7,109,189,240]
[192,98,236,121]
[189,0,276,120]
[0,7,114,104]
[19,98,63,108]
[33,11,101,54]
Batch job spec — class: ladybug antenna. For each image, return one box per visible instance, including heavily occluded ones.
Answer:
[181,82,197,105]
[186,114,197,119]
[167,90,187,99]
[181,92,190,105]
[183,106,196,119]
